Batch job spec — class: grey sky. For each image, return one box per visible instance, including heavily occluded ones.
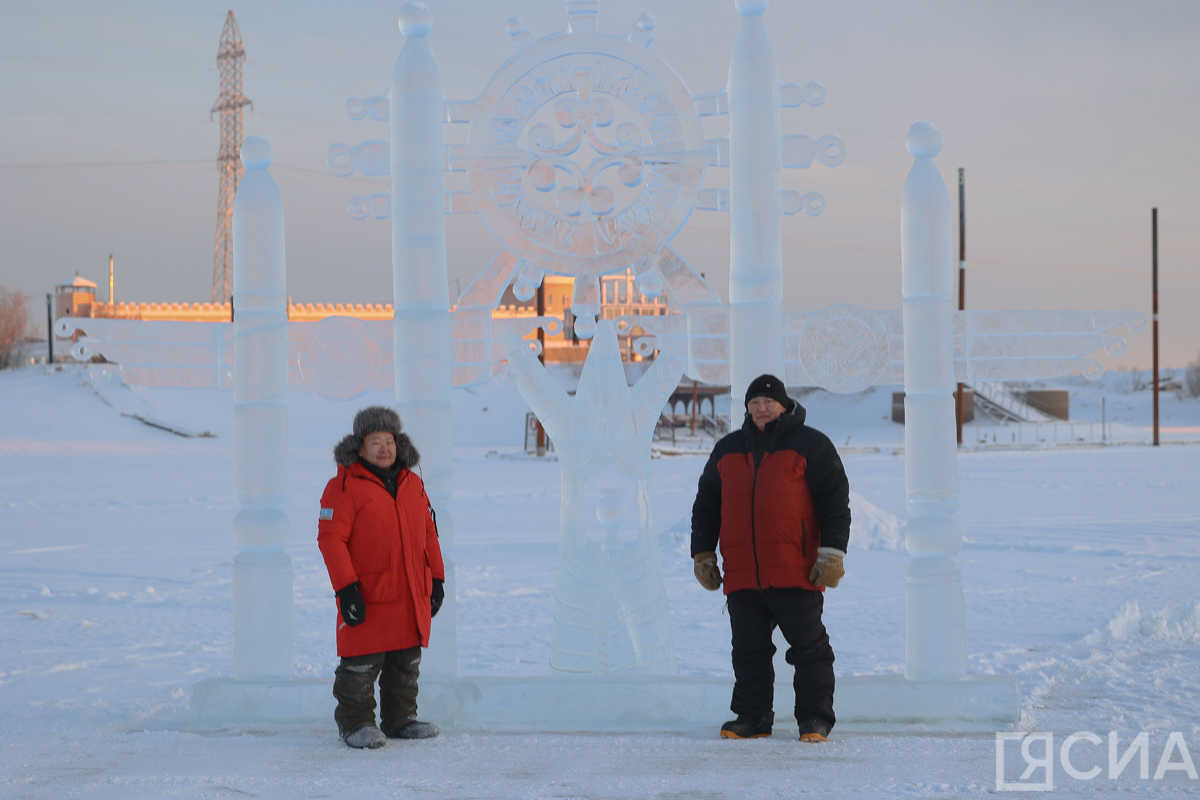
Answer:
[1,0,1197,368]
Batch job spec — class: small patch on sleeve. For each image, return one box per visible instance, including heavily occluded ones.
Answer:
[319,508,334,521]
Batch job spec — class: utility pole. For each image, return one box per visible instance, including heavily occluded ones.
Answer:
[46,293,53,363]
[956,168,965,446]
[211,10,252,304]
[1152,207,1159,447]
[536,281,546,457]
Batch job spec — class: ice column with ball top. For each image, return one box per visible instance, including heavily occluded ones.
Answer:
[231,135,294,681]
[392,2,456,677]
[900,122,967,681]
[727,0,783,404]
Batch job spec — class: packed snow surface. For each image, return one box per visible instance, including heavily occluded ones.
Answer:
[2,364,1199,797]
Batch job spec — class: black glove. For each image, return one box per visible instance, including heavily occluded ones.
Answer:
[430,578,444,618]
[336,582,366,627]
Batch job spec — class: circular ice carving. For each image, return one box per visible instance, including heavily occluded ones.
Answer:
[327,143,354,177]
[298,316,381,400]
[798,305,889,393]
[802,81,825,107]
[463,32,706,278]
[815,134,845,168]
[801,191,825,217]
[573,313,597,339]
[635,267,663,298]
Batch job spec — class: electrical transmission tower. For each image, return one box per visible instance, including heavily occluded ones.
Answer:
[210,10,252,304]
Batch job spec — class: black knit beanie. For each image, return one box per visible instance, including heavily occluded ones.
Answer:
[745,374,790,408]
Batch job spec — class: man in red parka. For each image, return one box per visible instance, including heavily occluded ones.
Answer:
[318,406,446,749]
[691,374,851,743]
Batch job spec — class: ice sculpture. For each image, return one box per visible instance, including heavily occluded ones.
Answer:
[505,321,683,674]
[320,0,841,675]
[898,123,965,680]
[389,2,457,677]
[230,135,294,681]
[726,0,844,402]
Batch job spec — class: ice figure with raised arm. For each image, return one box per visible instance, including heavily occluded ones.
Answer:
[505,322,684,675]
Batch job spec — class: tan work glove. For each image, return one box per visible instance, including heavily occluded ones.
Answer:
[808,548,845,588]
[693,551,722,591]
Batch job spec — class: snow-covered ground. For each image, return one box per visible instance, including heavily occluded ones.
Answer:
[3,362,1199,798]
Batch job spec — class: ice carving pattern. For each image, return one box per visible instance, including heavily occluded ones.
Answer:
[296,316,383,400]
[797,304,892,394]
[460,25,707,279]
[505,321,683,675]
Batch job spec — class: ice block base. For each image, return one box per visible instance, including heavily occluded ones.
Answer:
[191,674,1019,733]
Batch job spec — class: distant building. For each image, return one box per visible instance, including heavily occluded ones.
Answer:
[55,265,678,362]
[54,274,98,321]
[490,268,677,363]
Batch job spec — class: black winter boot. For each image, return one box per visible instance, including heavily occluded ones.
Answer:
[720,714,773,739]
[797,716,830,743]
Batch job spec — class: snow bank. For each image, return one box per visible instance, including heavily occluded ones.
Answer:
[1086,599,1200,644]
[848,491,904,551]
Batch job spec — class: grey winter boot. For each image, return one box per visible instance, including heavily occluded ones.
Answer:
[343,724,387,749]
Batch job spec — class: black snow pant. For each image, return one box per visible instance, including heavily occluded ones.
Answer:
[332,647,421,738]
[727,587,836,731]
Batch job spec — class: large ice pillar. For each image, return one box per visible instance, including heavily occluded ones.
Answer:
[231,135,294,681]
[900,122,967,681]
[507,322,683,675]
[727,0,783,403]
[391,2,455,677]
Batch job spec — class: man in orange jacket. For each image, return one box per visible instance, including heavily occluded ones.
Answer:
[691,374,850,742]
[318,406,446,749]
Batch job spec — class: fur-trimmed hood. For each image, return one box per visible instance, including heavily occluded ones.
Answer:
[333,405,420,469]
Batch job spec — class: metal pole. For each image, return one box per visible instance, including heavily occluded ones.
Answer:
[956,168,965,446]
[536,280,546,457]
[1152,208,1159,447]
[46,293,53,363]
[690,380,698,435]
[108,254,114,306]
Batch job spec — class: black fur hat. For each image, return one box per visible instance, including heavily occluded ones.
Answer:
[333,405,419,469]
